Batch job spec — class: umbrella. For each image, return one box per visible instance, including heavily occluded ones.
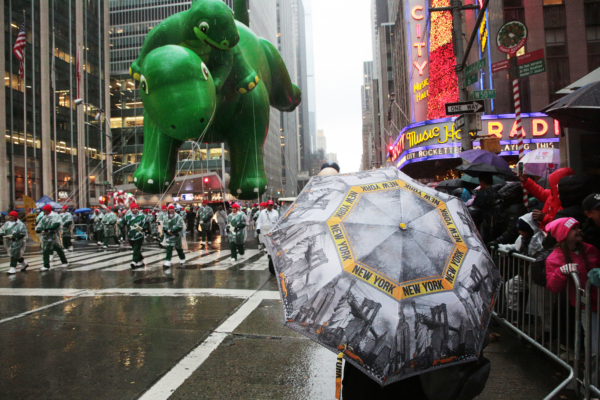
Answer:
[35,195,63,210]
[74,208,92,214]
[519,148,560,177]
[0,211,7,216]
[456,163,515,178]
[460,175,505,186]
[459,149,511,171]
[541,81,600,132]
[266,168,501,386]
[436,179,476,191]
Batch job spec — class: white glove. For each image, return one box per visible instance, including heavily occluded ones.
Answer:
[3,235,13,240]
[559,263,579,276]
[133,224,143,233]
[228,226,235,234]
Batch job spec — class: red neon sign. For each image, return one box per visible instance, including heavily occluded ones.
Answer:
[412,6,424,20]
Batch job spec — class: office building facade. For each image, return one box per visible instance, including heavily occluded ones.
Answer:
[2,0,111,211]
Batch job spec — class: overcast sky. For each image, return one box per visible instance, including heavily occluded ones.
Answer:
[310,0,373,173]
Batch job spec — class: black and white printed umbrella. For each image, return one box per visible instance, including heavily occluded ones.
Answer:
[266,167,501,386]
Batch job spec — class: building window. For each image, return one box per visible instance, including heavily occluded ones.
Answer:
[544,4,569,102]
[543,0,563,4]
[585,0,600,71]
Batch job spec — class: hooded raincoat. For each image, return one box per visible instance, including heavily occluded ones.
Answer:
[0,219,28,259]
[36,212,63,250]
[102,212,118,237]
[164,212,185,248]
[522,168,575,231]
[227,212,247,244]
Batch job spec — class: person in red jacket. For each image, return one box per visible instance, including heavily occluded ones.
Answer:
[545,217,600,355]
[519,167,575,231]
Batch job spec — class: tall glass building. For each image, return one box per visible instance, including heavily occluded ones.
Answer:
[2,0,111,211]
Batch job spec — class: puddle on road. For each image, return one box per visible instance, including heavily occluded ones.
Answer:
[133,277,174,284]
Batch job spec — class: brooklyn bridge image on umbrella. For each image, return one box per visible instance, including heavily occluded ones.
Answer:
[266,167,501,386]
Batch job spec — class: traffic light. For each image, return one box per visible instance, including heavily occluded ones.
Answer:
[204,177,209,183]
[389,145,393,151]
[277,190,281,195]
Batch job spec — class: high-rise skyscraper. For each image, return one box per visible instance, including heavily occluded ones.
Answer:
[1,0,111,210]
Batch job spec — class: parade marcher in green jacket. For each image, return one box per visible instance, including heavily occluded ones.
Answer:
[59,206,74,252]
[102,207,120,249]
[92,209,104,246]
[156,205,168,246]
[36,205,68,271]
[162,204,186,268]
[120,203,149,269]
[197,200,214,245]
[117,209,127,242]
[227,203,247,262]
[150,211,160,239]
[1,211,29,274]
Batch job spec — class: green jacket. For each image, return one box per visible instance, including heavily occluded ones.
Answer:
[0,219,28,259]
[120,212,149,241]
[36,212,63,250]
[197,206,214,224]
[102,212,118,237]
[61,212,74,236]
[93,213,104,232]
[227,212,247,244]
[164,213,185,247]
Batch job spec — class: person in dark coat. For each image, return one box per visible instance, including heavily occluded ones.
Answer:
[472,174,500,244]
[553,175,593,224]
[487,182,528,247]
[582,193,600,251]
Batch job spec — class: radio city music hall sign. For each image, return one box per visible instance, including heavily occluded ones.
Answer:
[389,114,559,163]
[407,0,429,121]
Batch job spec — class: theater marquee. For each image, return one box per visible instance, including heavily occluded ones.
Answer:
[388,113,560,168]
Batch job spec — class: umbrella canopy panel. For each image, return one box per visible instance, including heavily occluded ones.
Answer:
[267,168,501,386]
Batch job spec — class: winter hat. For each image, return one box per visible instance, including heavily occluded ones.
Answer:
[62,205,68,210]
[260,202,266,208]
[130,203,139,209]
[545,217,580,243]
[583,193,600,212]
[106,206,112,211]
[167,204,175,210]
[9,211,18,218]
[42,205,52,212]
[231,203,240,209]
[203,200,208,205]
[161,205,167,210]
[517,218,534,236]
[267,200,274,206]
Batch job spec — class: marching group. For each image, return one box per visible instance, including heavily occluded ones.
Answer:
[0,198,286,274]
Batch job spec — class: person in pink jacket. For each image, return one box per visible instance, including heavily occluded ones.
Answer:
[519,168,575,231]
[545,217,600,354]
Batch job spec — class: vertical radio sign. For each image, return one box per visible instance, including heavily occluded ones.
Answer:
[406,0,429,122]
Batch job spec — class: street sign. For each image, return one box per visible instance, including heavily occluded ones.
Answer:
[445,100,486,115]
[465,58,486,77]
[497,20,528,55]
[471,90,496,100]
[455,115,465,130]
[517,49,546,78]
[467,113,482,131]
[491,59,510,73]
[465,72,479,87]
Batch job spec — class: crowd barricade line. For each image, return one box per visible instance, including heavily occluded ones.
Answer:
[490,247,578,399]
[584,280,600,399]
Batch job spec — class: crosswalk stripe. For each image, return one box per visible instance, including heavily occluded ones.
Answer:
[203,250,261,270]
[102,250,192,271]
[20,250,160,272]
[240,256,270,270]
[69,249,165,271]
[185,251,228,266]
[0,247,103,270]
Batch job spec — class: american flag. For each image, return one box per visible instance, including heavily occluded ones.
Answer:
[13,22,27,78]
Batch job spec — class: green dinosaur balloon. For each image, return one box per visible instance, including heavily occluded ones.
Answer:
[132,1,301,200]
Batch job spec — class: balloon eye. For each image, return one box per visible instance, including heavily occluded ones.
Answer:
[201,63,209,81]
[140,75,148,94]
[199,22,209,33]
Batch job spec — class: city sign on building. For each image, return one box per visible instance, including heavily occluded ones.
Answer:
[404,0,430,122]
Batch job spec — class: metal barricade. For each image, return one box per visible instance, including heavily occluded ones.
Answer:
[584,280,600,400]
[73,224,89,241]
[490,247,580,399]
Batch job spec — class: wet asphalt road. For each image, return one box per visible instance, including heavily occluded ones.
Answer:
[0,234,578,399]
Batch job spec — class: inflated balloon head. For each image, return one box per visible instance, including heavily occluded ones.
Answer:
[320,162,340,173]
